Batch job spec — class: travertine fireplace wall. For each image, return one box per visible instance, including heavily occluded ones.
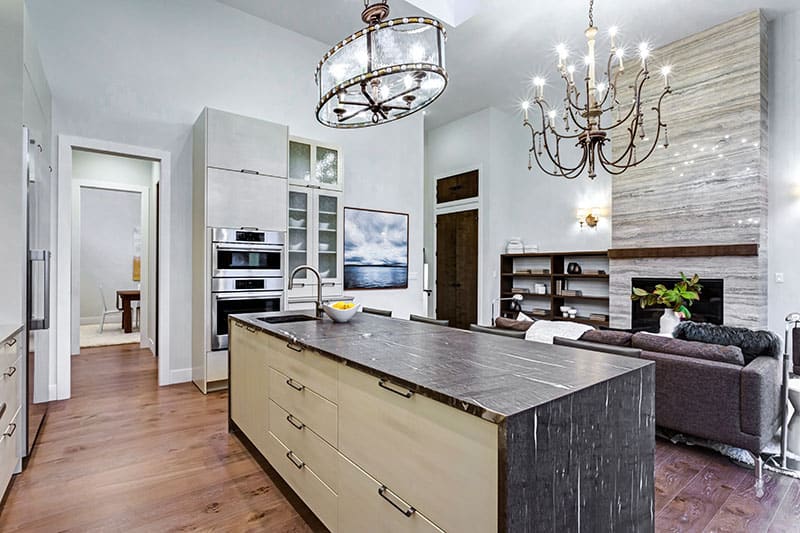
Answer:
[609,11,768,329]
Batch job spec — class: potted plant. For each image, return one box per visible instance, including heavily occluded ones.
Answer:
[631,273,702,334]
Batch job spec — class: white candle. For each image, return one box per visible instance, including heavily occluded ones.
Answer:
[585,26,598,90]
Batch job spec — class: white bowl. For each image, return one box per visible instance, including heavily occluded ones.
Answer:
[322,302,361,323]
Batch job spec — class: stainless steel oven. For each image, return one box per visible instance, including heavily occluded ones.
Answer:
[210,277,283,350]
[211,227,284,278]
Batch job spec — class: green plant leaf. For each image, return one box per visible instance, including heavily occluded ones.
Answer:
[632,288,649,297]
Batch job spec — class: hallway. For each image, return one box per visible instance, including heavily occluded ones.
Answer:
[0,344,316,531]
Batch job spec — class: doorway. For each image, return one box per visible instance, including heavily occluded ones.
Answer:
[56,136,172,399]
[76,184,145,348]
[436,209,479,329]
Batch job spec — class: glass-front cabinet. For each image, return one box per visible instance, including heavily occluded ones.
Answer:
[288,137,342,191]
[287,186,343,299]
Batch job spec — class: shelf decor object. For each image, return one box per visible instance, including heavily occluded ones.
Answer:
[315,0,448,128]
[521,0,672,179]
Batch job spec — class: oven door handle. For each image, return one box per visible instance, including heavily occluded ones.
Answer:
[213,291,284,301]
[213,244,284,252]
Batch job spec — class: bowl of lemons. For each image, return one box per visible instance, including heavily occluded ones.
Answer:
[322,300,361,323]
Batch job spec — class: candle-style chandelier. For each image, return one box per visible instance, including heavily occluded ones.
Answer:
[522,0,672,179]
[315,0,447,128]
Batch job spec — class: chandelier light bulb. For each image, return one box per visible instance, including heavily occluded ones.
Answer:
[596,81,607,97]
[566,64,576,83]
[404,74,414,89]
[547,109,558,127]
[521,100,530,121]
[533,76,546,99]
[556,43,569,67]
[608,26,618,49]
[660,65,672,87]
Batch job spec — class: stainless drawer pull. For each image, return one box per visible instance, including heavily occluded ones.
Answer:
[5,338,16,347]
[3,423,16,437]
[286,341,303,353]
[0,403,5,420]
[286,414,305,430]
[3,366,16,377]
[240,168,260,175]
[234,322,244,329]
[245,326,257,333]
[286,378,305,392]
[286,450,305,469]
[378,378,414,399]
[378,485,416,517]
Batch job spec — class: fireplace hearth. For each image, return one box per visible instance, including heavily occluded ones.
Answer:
[631,278,724,333]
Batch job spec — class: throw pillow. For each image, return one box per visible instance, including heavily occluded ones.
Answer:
[631,332,745,366]
[517,312,534,322]
[495,317,535,332]
[580,329,633,347]
[673,321,782,364]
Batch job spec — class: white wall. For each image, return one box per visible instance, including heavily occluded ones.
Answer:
[768,9,800,335]
[28,0,425,382]
[79,187,141,323]
[425,107,611,323]
[71,149,153,187]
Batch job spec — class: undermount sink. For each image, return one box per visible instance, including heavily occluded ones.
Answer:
[257,315,319,324]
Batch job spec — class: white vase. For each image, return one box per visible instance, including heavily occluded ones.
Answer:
[659,308,680,335]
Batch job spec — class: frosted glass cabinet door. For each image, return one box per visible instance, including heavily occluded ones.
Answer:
[317,193,340,281]
[289,140,312,185]
[288,188,311,278]
[315,146,340,189]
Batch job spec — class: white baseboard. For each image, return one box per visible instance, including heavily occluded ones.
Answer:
[80,316,121,326]
[169,367,192,384]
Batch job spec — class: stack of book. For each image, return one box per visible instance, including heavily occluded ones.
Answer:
[511,287,530,294]
[530,308,549,317]
[589,313,609,322]
[560,289,583,297]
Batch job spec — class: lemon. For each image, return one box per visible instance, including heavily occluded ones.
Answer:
[332,302,354,310]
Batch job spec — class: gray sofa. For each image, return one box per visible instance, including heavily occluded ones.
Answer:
[555,328,782,495]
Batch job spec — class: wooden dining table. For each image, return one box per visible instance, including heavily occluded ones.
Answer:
[116,290,140,333]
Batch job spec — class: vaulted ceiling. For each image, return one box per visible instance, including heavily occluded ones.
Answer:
[219,0,799,129]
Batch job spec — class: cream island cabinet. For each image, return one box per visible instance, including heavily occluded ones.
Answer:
[228,313,655,533]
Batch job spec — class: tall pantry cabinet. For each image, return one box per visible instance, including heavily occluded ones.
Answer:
[192,108,288,393]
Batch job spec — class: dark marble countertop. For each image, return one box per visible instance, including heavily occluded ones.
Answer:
[230,311,652,423]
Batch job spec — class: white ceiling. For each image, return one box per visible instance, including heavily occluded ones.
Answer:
[219,0,799,129]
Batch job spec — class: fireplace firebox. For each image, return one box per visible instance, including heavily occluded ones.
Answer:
[631,278,723,333]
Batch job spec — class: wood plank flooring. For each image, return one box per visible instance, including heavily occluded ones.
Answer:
[0,344,797,532]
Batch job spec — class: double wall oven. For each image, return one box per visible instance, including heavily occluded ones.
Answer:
[210,228,284,350]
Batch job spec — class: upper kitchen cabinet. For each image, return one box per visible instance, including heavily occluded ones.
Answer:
[206,108,288,178]
[289,137,342,190]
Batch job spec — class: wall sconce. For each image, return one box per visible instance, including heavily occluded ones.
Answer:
[577,207,600,229]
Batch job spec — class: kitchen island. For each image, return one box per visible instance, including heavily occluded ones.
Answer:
[228,311,655,533]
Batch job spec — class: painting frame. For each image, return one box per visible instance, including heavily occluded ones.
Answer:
[344,207,409,290]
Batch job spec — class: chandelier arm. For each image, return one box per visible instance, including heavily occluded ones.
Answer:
[359,82,388,120]
[598,67,648,132]
[600,87,671,169]
[523,120,537,153]
[337,106,371,123]
[538,127,588,176]
[562,76,584,112]
[338,100,371,108]
[566,104,591,133]
[375,84,422,107]
[531,142,586,179]
[535,99,586,139]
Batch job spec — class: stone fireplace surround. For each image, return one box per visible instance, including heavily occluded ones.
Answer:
[608,12,768,330]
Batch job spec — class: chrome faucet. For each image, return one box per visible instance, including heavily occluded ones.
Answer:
[289,265,323,318]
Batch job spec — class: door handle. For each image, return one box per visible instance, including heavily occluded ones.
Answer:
[29,250,51,330]
[286,414,305,430]
[3,367,16,378]
[378,485,416,517]
[3,423,16,437]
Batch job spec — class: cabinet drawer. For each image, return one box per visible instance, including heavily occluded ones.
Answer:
[267,334,338,403]
[266,431,337,532]
[338,365,498,533]
[268,399,338,492]
[338,453,443,533]
[0,356,22,422]
[269,367,337,447]
[229,324,270,455]
[207,351,228,383]
[206,108,288,178]
[206,167,288,232]
[0,406,20,496]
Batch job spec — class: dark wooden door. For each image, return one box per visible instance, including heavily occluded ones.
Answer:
[436,209,478,329]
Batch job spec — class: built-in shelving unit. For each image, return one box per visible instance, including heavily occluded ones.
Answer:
[499,250,610,327]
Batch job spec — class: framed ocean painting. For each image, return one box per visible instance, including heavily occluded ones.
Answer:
[344,207,409,290]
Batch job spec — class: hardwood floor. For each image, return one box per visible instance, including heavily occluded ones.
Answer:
[0,344,797,532]
[0,344,318,532]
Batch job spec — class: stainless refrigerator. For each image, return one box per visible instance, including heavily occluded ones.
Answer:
[24,125,51,461]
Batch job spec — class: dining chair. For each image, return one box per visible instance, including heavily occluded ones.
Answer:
[409,314,449,327]
[98,285,122,333]
[362,307,393,317]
